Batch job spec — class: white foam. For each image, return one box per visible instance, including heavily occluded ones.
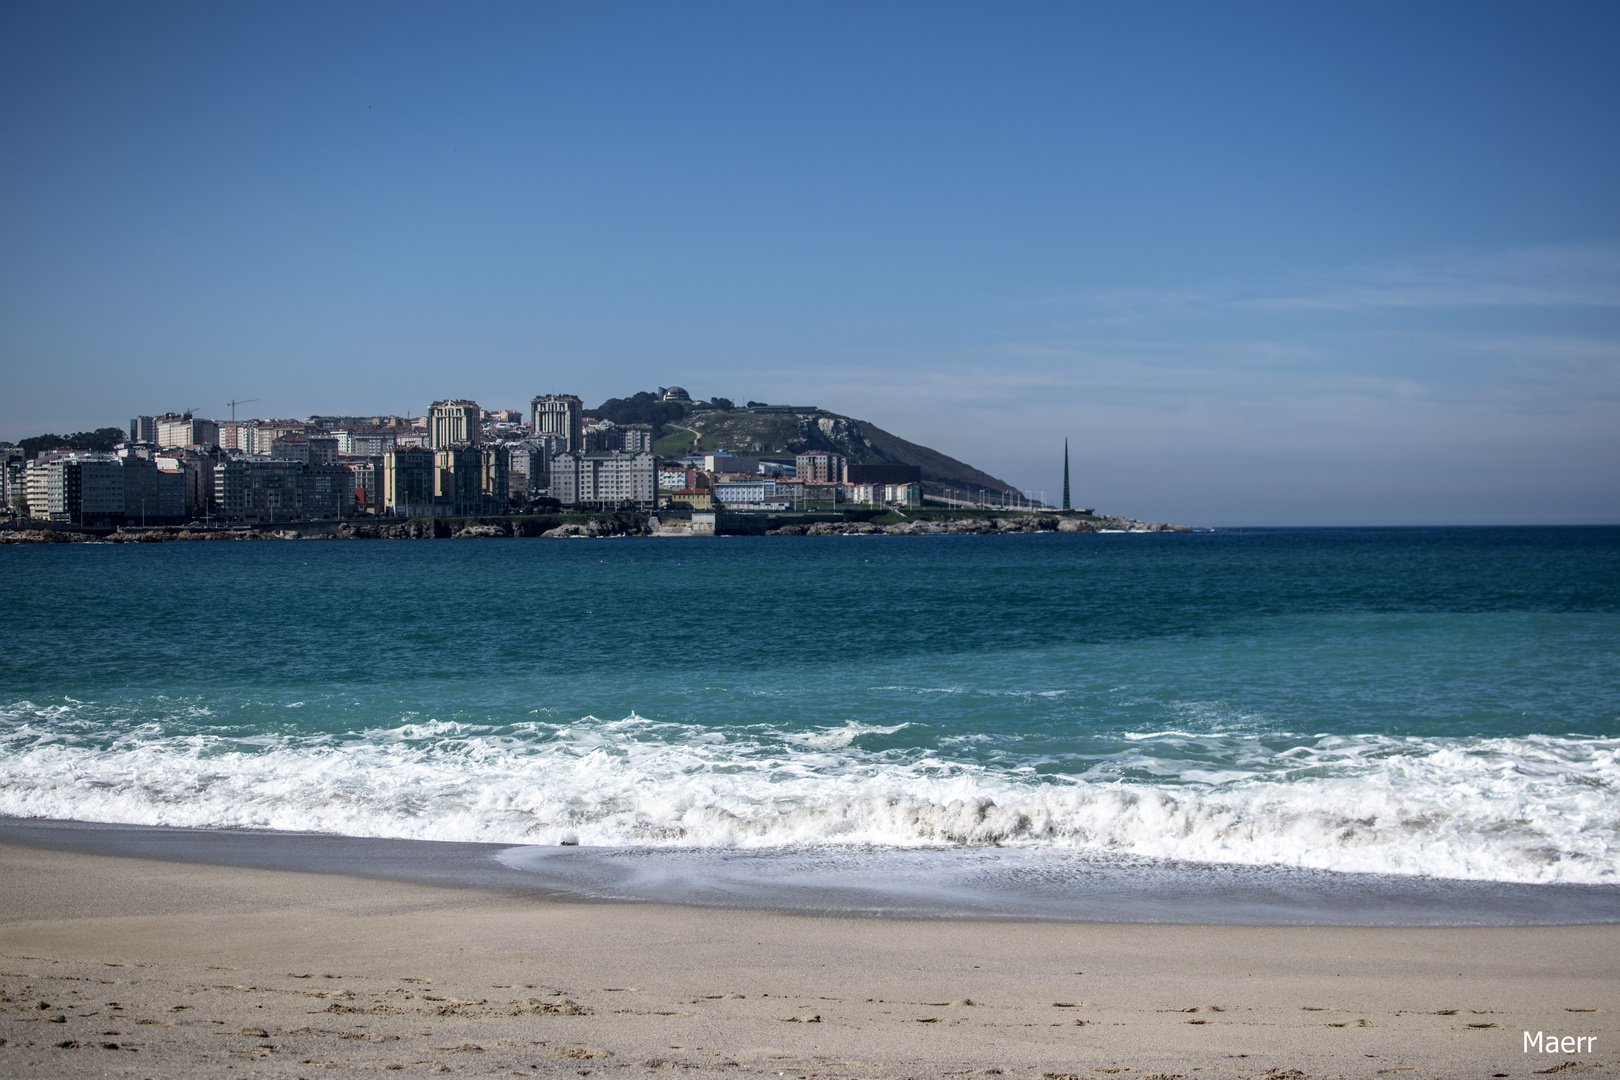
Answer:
[0,701,1615,884]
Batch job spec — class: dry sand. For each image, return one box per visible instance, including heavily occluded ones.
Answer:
[0,842,1615,1080]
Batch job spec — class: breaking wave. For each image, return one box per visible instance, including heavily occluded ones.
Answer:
[1,699,1615,885]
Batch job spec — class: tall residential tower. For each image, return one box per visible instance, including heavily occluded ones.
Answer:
[530,394,583,453]
[427,400,481,448]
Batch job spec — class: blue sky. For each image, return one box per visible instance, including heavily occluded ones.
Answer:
[2,0,1616,524]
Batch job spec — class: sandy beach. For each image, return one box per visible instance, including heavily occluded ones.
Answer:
[0,842,1615,1080]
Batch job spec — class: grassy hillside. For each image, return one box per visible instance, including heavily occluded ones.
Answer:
[650,408,1019,496]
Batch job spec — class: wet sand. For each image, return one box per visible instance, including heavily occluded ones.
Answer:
[1,841,1616,1080]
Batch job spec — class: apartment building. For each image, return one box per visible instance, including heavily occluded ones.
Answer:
[428,400,481,449]
[25,451,184,524]
[795,452,846,484]
[380,444,508,516]
[335,429,398,457]
[270,436,339,465]
[214,458,353,522]
[550,450,658,507]
[383,446,435,516]
[584,421,654,453]
[345,457,383,514]
[530,394,583,452]
[156,413,220,449]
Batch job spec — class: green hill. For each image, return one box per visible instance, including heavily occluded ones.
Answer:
[647,408,1020,497]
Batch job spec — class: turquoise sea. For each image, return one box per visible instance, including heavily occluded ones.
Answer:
[2,527,1618,907]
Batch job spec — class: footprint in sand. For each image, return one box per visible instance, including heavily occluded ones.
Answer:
[544,1045,613,1060]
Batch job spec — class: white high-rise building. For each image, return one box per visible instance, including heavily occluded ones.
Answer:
[530,394,583,453]
[428,400,480,449]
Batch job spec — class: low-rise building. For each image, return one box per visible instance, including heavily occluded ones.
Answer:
[666,488,713,510]
[801,481,844,505]
[713,478,778,505]
[704,453,760,475]
[886,482,922,507]
[848,483,883,506]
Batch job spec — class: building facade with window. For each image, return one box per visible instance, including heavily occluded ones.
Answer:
[550,451,658,507]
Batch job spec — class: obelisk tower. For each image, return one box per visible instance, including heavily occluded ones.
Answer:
[1062,438,1071,511]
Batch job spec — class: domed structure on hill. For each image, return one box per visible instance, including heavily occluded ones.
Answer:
[659,386,691,402]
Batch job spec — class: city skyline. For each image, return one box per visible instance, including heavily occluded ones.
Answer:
[3,2,1617,525]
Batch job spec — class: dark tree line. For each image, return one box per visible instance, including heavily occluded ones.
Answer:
[589,392,710,437]
[591,392,742,438]
[9,427,127,459]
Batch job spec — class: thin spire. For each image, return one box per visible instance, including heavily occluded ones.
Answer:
[1062,438,1071,511]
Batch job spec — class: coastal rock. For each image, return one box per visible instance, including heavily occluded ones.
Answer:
[453,524,510,539]
[993,515,1059,532]
[0,529,82,543]
[543,518,615,538]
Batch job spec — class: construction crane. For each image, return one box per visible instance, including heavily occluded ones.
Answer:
[226,398,259,422]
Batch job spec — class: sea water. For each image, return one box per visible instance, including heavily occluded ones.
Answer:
[2,527,1617,912]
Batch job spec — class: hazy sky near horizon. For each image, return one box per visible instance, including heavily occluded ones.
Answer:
[3,1,1617,525]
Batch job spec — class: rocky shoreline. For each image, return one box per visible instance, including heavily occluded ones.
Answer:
[0,512,1188,544]
[769,514,1187,535]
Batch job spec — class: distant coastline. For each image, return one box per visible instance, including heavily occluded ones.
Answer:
[0,509,1189,544]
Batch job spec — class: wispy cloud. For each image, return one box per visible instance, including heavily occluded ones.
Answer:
[1041,243,1620,317]
[1245,245,1620,312]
